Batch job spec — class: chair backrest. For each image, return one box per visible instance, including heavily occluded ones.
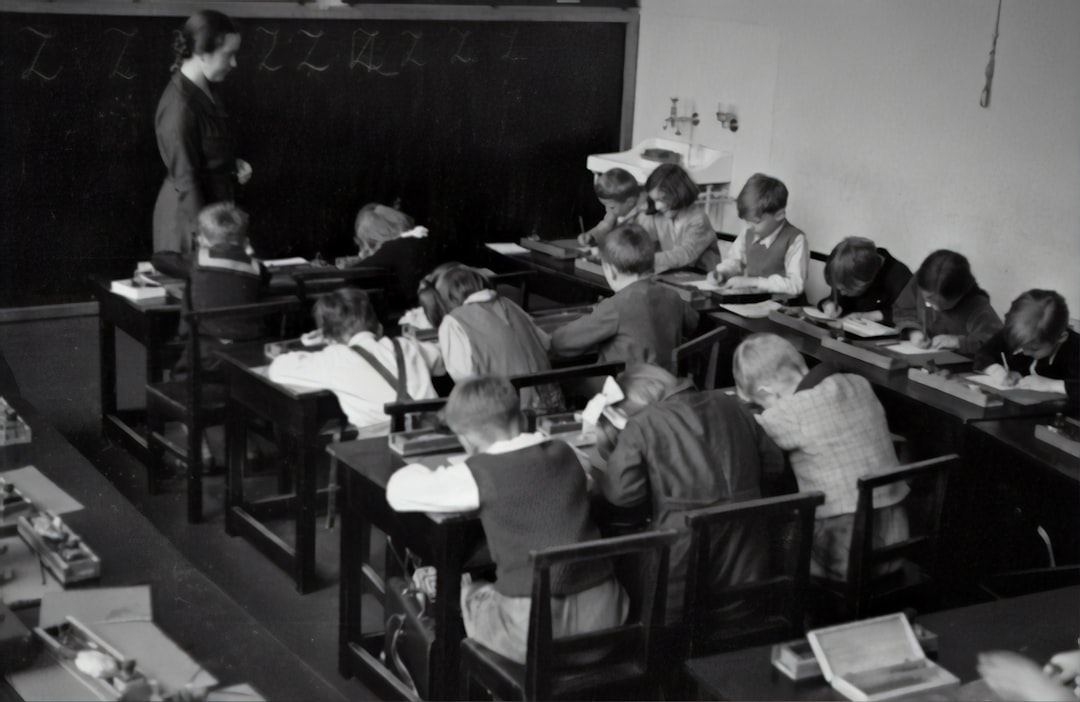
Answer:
[682,491,824,658]
[482,269,536,312]
[289,267,391,313]
[524,530,678,701]
[383,360,626,432]
[846,454,957,618]
[671,326,728,390]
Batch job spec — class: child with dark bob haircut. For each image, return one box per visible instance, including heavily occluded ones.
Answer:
[386,376,628,664]
[974,289,1078,400]
[710,173,808,298]
[640,163,720,273]
[893,250,1002,354]
[578,167,649,247]
[551,224,699,371]
[818,236,915,325]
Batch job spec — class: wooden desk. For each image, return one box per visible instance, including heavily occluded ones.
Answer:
[686,585,1080,701]
[331,437,485,701]
[482,246,611,306]
[218,344,344,594]
[0,394,346,700]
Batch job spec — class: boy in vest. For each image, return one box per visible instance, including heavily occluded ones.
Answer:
[709,173,809,301]
[386,376,628,664]
[550,223,699,372]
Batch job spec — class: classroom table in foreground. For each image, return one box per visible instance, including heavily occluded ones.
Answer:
[330,436,485,701]
[0,393,345,700]
[217,343,344,595]
[686,584,1079,701]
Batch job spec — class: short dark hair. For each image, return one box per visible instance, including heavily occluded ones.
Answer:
[1005,289,1069,349]
[173,10,238,69]
[314,288,380,342]
[598,223,654,275]
[444,376,521,441]
[594,168,642,202]
[915,250,976,303]
[824,237,885,293]
[645,163,699,211]
[736,173,788,220]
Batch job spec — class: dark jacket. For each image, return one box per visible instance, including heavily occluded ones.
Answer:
[893,284,1003,355]
[974,328,1079,402]
[818,247,914,325]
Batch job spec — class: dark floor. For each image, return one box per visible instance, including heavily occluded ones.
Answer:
[1,313,378,701]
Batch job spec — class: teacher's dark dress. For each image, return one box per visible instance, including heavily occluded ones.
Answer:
[153,71,237,253]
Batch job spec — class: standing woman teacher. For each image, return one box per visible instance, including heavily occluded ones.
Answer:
[153,10,252,253]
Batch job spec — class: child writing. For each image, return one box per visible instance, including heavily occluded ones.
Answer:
[550,224,699,371]
[733,333,909,581]
[152,202,269,375]
[818,236,915,325]
[974,289,1078,400]
[268,288,440,436]
[893,250,1002,354]
[339,202,431,314]
[591,363,784,623]
[577,167,649,248]
[640,163,721,273]
[386,376,628,664]
[709,173,808,299]
[422,264,562,410]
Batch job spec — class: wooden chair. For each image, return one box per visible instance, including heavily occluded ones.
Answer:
[459,529,678,701]
[812,454,956,621]
[671,326,728,390]
[682,491,824,659]
[383,360,626,432]
[145,298,299,523]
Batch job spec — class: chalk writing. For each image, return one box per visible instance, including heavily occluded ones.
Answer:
[19,27,62,81]
[297,29,330,73]
[450,29,478,65]
[255,27,283,72]
[350,28,398,76]
[401,31,425,68]
[499,30,526,62]
[104,28,138,80]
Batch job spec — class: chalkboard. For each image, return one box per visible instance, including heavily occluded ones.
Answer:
[0,10,628,306]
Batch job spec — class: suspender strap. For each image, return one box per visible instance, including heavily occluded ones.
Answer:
[350,339,412,402]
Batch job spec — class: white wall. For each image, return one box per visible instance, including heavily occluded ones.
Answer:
[635,0,1080,313]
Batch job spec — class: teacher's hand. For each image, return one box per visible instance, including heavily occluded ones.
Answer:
[236,158,253,185]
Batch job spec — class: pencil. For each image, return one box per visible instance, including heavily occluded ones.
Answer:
[578,216,585,235]
[1000,351,1008,370]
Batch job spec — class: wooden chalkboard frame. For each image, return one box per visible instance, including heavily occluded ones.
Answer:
[0,2,639,311]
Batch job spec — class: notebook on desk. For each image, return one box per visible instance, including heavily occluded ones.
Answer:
[808,613,959,702]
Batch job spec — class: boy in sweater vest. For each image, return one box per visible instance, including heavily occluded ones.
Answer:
[551,224,699,372]
[709,173,809,300]
[386,376,628,663]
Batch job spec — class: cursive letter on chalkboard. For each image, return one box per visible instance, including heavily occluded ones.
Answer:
[297,29,330,73]
[19,27,62,81]
[350,28,399,76]
[499,30,527,62]
[255,27,283,72]
[449,29,478,65]
[104,27,138,80]
[401,31,426,68]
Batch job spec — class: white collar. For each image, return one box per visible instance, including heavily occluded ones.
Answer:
[751,221,786,248]
[463,289,498,305]
[482,432,548,455]
[347,331,380,346]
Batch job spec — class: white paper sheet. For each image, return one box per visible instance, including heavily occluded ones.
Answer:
[801,306,834,321]
[39,586,154,628]
[485,242,531,256]
[2,465,83,514]
[885,341,937,355]
[261,257,308,269]
[92,620,218,691]
[719,300,783,318]
[842,318,898,338]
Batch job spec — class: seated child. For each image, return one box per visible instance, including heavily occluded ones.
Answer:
[422,264,562,410]
[577,167,649,248]
[338,202,431,314]
[733,333,909,581]
[592,363,784,623]
[268,288,440,436]
[818,236,915,325]
[893,249,1002,354]
[640,163,721,273]
[974,290,1078,400]
[386,376,628,664]
[550,224,699,372]
[152,202,269,375]
[709,173,808,299]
